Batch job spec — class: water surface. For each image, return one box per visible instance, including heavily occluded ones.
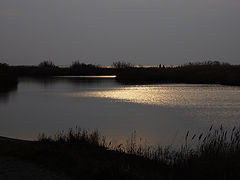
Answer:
[0,77,240,146]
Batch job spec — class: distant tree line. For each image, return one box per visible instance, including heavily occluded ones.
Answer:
[115,61,240,86]
[36,60,134,69]
[1,60,240,86]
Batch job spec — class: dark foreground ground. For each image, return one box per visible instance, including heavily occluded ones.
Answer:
[0,155,73,180]
[1,127,240,180]
[0,136,168,180]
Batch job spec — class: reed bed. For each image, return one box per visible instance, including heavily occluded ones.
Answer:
[1,125,240,179]
[38,125,240,166]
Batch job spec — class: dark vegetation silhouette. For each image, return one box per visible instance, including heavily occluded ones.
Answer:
[11,60,114,77]
[0,63,18,92]
[38,60,56,68]
[112,61,133,69]
[1,126,240,179]
[70,61,99,69]
[116,61,240,86]
[1,60,240,86]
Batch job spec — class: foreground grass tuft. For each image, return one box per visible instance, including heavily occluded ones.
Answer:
[1,126,240,179]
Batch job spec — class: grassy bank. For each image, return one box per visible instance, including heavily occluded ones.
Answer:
[1,126,240,179]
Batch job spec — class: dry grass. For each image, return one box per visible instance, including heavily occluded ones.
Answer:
[1,125,240,179]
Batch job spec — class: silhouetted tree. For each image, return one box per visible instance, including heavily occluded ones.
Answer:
[70,61,98,69]
[71,61,83,69]
[112,61,133,69]
[0,63,9,69]
[38,60,56,68]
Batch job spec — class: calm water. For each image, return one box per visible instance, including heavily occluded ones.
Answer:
[1,77,240,146]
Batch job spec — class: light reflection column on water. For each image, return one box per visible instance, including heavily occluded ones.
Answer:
[67,85,177,106]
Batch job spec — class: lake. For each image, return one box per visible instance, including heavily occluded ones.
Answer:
[0,76,240,146]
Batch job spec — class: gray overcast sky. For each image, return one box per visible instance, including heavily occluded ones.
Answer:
[0,0,240,65]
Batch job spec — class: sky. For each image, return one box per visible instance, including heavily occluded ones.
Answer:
[0,0,240,66]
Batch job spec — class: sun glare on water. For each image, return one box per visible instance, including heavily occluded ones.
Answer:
[65,84,240,109]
